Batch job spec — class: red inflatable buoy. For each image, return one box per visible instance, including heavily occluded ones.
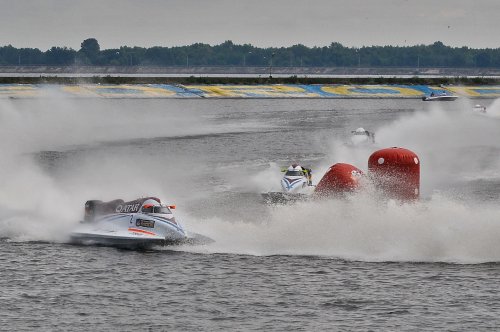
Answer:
[368,147,420,200]
[314,163,364,197]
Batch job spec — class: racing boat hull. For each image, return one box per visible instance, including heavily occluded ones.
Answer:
[70,232,172,249]
[422,95,458,101]
[71,212,188,249]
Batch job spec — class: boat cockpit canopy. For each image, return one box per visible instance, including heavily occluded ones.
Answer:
[142,205,172,214]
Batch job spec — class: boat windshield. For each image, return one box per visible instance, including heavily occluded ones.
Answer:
[153,206,172,214]
[142,206,171,214]
[285,170,304,177]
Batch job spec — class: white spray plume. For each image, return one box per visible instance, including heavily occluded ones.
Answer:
[182,98,500,263]
[2,92,500,264]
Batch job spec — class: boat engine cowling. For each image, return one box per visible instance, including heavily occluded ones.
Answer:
[314,163,364,197]
[368,147,420,200]
[84,199,125,221]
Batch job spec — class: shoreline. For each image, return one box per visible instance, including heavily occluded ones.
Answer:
[0,83,499,99]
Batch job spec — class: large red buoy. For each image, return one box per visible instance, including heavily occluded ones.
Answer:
[314,163,364,197]
[368,147,420,200]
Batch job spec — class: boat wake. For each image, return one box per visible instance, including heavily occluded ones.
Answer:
[180,192,500,264]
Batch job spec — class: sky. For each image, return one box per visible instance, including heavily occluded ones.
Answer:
[0,0,499,50]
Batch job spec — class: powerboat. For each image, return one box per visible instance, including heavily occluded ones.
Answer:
[280,164,312,193]
[70,197,209,249]
[472,104,487,113]
[350,127,375,145]
[422,92,458,101]
[262,164,314,203]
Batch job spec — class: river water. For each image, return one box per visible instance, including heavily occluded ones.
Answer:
[1,96,500,330]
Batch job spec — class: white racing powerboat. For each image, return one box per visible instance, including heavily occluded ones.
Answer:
[262,164,314,203]
[350,127,375,145]
[422,92,458,101]
[473,104,487,113]
[71,197,210,249]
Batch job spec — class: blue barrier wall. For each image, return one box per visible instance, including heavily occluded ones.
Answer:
[1,84,499,98]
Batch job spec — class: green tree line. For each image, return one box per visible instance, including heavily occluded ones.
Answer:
[1,38,499,68]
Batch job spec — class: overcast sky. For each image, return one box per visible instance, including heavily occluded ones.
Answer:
[0,0,498,50]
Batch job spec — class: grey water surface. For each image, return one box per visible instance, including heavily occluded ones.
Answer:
[1,97,500,331]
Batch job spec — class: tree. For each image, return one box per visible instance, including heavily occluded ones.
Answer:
[80,38,100,55]
[45,46,75,65]
[79,38,100,64]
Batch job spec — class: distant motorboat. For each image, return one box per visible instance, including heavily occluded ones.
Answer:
[472,104,487,113]
[262,164,314,204]
[350,127,375,145]
[422,92,458,101]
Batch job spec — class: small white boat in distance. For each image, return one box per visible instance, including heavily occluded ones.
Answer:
[350,127,375,145]
[472,104,487,113]
[262,164,314,203]
[422,92,458,101]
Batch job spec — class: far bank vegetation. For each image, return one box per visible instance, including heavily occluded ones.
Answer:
[1,39,499,69]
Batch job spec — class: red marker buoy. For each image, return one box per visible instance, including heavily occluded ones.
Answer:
[314,163,364,197]
[368,147,420,200]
